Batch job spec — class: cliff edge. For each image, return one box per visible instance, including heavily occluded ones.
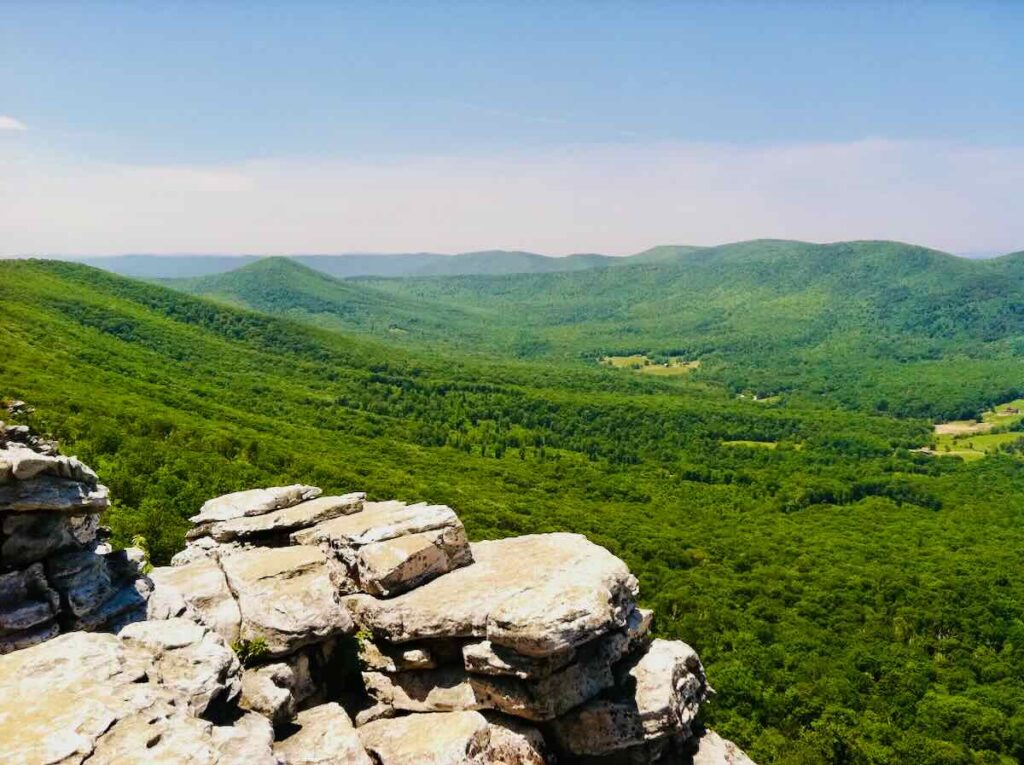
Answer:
[0,417,754,764]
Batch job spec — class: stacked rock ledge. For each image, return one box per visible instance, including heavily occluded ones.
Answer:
[0,422,755,764]
[0,421,150,653]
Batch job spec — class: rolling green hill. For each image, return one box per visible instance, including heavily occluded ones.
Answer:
[172,239,1024,419]
[6,258,1024,763]
[166,256,513,348]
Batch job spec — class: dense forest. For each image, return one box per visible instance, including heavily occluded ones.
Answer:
[4,253,1024,764]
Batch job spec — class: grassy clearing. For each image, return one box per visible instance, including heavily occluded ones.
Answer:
[601,355,700,376]
[929,398,1024,459]
[722,439,778,449]
[601,354,650,368]
[930,430,1024,460]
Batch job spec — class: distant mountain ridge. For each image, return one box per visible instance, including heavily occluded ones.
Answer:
[67,245,702,280]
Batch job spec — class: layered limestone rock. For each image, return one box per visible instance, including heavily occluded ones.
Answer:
[0,451,755,764]
[0,421,150,651]
[292,499,474,596]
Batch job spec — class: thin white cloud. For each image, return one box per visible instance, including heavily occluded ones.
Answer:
[0,116,27,132]
[1,139,1023,256]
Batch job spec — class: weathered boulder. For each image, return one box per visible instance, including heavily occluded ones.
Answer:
[358,710,549,765]
[0,621,279,765]
[689,730,757,765]
[190,485,321,525]
[44,547,150,632]
[148,556,242,644]
[202,492,365,543]
[549,639,708,757]
[86,709,278,765]
[294,500,473,597]
[463,607,652,680]
[1,511,99,567]
[241,661,298,725]
[345,533,638,656]
[360,636,438,672]
[45,548,117,617]
[220,545,354,656]
[0,561,60,652]
[119,618,242,717]
[481,713,550,765]
[627,639,707,739]
[273,702,373,765]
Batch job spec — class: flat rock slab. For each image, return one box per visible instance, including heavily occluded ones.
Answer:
[0,445,99,485]
[345,533,638,656]
[149,557,243,644]
[293,501,461,548]
[220,545,354,656]
[205,493,365,543]
[358,710,548,765]
[0,629,277,765]
[190,485,321,525]
[274,702,373,765]
[119,618,241,717]
[0,477,109,513]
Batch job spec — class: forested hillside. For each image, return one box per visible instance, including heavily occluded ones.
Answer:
[172,240,1024,419]
[4,258,1024,763]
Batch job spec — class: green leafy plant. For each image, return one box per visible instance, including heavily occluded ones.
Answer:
[230,637,269,667]
[130,534,154,574]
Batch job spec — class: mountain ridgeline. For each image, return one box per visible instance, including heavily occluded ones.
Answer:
[75,245,700,280]
[170,240,1024,420]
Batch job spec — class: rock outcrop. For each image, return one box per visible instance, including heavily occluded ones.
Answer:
[0,417,755,764]
[0,421,150,652]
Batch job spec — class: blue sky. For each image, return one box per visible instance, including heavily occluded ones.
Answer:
[2,2,1023,255]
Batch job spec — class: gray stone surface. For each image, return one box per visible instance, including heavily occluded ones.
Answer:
[274,702,373,765]
[0,562,60,653]
[0,629,277,765]
[358,710,549,765]
[190,485,321,525]
[1,512,99,567]
[240,662,297,725]
[345,533,638,657]
[148,557,242,644]
[549,639,708,757]
[119,617,241,717]
[220,545,354,656]
[0,477,109,513]
[205,492,365,543]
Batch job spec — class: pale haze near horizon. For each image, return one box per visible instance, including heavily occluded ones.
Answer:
[2,2,1022,257]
